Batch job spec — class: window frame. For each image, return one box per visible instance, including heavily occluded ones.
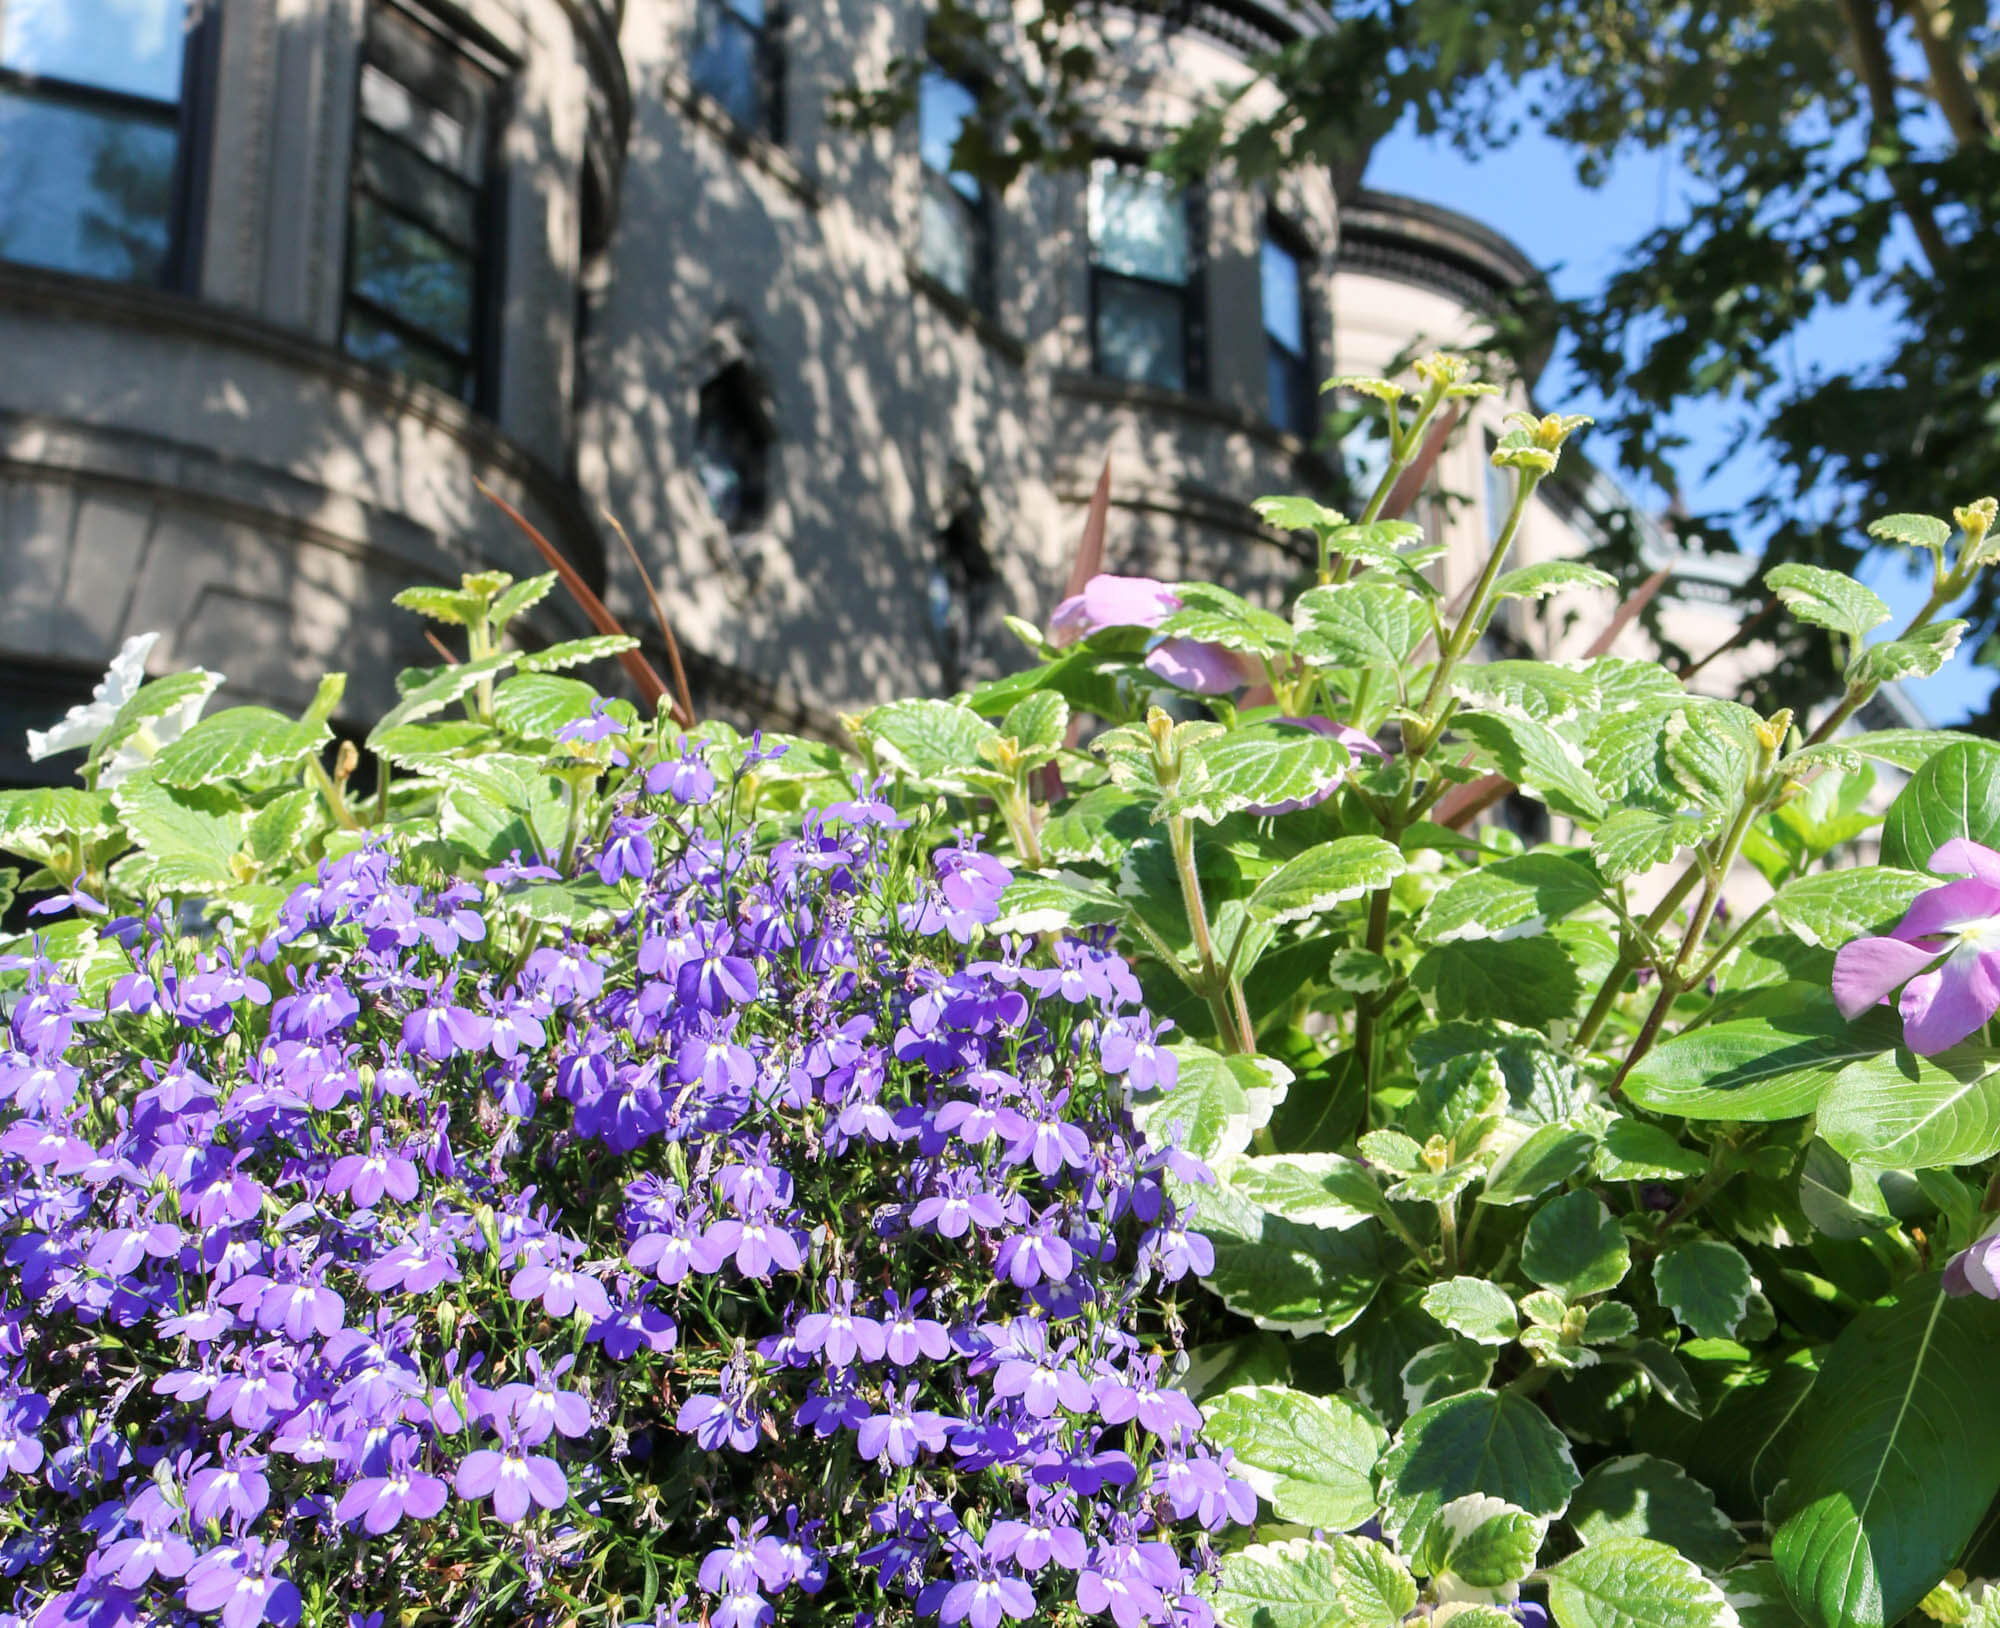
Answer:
[1086,154,1206,397]
[339,0,508,410]
[689,0,785,143]
[1261,212,1315,437]
[915,67,995,315]
[0,0,220,291]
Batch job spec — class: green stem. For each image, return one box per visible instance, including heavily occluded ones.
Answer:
[1410,473,1539,748]
[304,756,361,831]
[999,784,1043,870]
[1572,865,1704,1054]
[1168,812,1254,1054]
[1437,1198,1460,1275]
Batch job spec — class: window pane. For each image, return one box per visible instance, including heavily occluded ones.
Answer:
[0,90,175,281]
[918,181,988,305]
[0,0,186,102]
[343,308,469,398]
[920,70,980,205]
[349,194,474,352]
[1088,161,1187,285]
[1094,275,1185,391]
[359,62,482,184]
[355,126,478,250]
[1268,344,1310,435]
[690,7,764,131]
[1261,234,1304,353]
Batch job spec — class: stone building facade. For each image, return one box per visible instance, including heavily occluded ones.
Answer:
[0,0,1775,783]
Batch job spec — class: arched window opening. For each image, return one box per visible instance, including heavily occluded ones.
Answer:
[927,477,996,693]
[695,359,775,540]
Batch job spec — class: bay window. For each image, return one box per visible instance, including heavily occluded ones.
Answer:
[1088,158,1203,394]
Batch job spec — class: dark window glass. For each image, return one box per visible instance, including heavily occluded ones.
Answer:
[691,0,781,139]
[916,70,991,310]
[927,494,995,693]
[695,363,772,535]
[0,0,192,286]
[1089,159,1200,394]
[1261,226,1313,434]
[342,4,499,404]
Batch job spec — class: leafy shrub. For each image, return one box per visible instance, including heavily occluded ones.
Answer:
[11,353,2000,1628]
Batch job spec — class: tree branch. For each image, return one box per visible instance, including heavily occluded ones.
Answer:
[1836,0,1955,273]
[1900,0,1995,148]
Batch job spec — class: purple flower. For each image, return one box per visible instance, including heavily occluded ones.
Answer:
[856,1383,950,1466]
[678,1389,764,1453]
[942,1573,1038,1628]
[1047,575,1179,646]
[1100,1015,1177,1093]
[647,748,717,805]
[453,1426,569,1525]
[598,814,658,885]
[1946,1230,2000,1299]
[881,1289,952,1366]
[0,1395,48,1475]
[1834,838,2000,1052]
[183,1537,302,1628]
[510,1253,612,1321]
[324,1130,420,1209]
[99,1523,195,1589]
[1143,639,1260,696]
[794,1279,887,1367]
[335,1438,449,1534]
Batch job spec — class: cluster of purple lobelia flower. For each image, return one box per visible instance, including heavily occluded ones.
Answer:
[0,744,1251,1628]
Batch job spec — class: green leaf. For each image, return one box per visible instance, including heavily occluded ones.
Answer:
[1491,560,1618,601]
[244,788,320,867]
[1413,1494,1546,1590]
[1770,867,1929,948]
[1596,1119,1708,1182]
[1413,935,1584,1029]
[492,880,627,930]
[1407,1053,1509,1155]
[1201,1385,1385,1529]
[1764,563,1892,642]
[1419,853,1605,944]
[1548,1538,1738,1628]
[1159,602,1293,656]
[1039,785,1148,866]
[1523,1191,1630,1298]
[1867,512,1953,553]
[1168,726,1351,825]
[1847,620,1967,688]
[1420,1277,1519,1346]
[1197,1179,1387,1337]
[987,870,1128,936]
[1721,1563,1811,1628]
[860,698,998,790]
[151,707,332,787]
[516,633,640,673]
[1252,494,1348,537]
[1605,1340,1704,1418]
[1773,1277,2000,1628]
[110,778,248,886]
[367,720,497,765]
[1130,1045,1289,1163]
[1797,1139,1896,1240]
[1817,1045,2000,1169]
[1624,1000,1902,1121]
[89,668,226,769]
[1224,1154,1385,1231]
[1781,728,1986,776]
[1882,740,2000,870]
[1001,690,1068,754]
[1401,1339,1497,1411]
[1456,711,1606,822]
[1215,1537,1416,1628]
[0,787,120,846]
[1453,661,1600,723]
[428,754,569,865]
[368,654,515,743]
[1294,583,1427,669]
[491,673,608,740]
[1480,1122,1599,1205]
[490,571,559,628]
[1665,701,1758,809]
[1374,1389,1581,1546]
[1654,1241,1755,1339]
[1248,837,1406,923]
[392,584,482,625]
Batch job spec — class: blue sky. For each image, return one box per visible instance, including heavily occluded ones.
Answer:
[1365,102,1997,725]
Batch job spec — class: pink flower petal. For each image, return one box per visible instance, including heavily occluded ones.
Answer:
[1931,839,2000,886]
[1831,935,1939,1018]
[1144,639,1258,695]
[1892,877,2000,942]
[1048,575,1180,647]
[1900,946,2000,1054]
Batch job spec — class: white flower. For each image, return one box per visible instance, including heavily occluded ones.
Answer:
[27,632,160,761]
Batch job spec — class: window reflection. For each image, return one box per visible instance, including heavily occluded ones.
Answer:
[341,3,499,405]
[691,0,781,140]
[1261,224,1313,435]
[916,70,992,311]
[0,0,189,286]
[1088,159,1200,394]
